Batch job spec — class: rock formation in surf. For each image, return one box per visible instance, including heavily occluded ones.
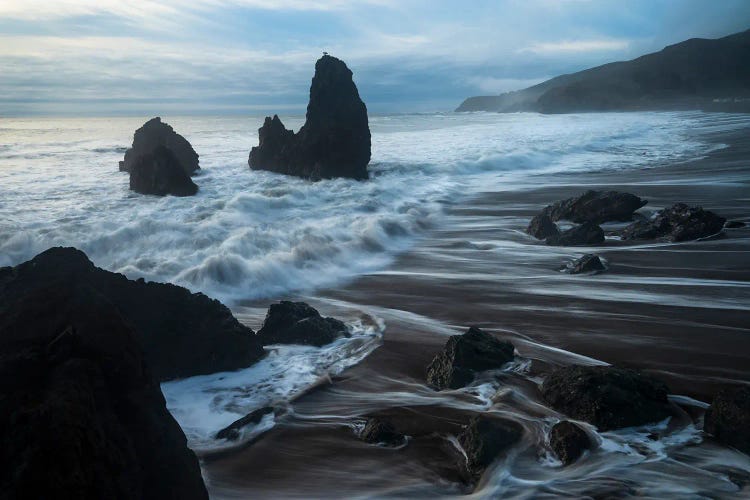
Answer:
[0,247,264,381]
[549,421,593,465]
[426,326,515,390]
[704,386,750,455]
[542,190,647,224]
[541,365,672,431]
[248,55,371,180]
[526,213,560,240]
[129,145,198,196]
[359,417,406,446]
[256,301,349,347]
[216,407,275,441]
[621,203,726,242]
[120,117,199,175]
[0,274,208,499]
[458,415,523,478]
[562,253,606,274]
[545,221,605,246]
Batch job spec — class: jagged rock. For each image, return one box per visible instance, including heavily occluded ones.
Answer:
[0,247,264,381]
[426,327,515,390]
[120,117,199,175]
[542,190,647,224]
[704,386,750,455]
[725,220,746,229]
[549,421,593,465]
[527,214,560,240]
[562,254,606,274]
[129,145,198,196]
[359,417,406,446]
[249,55,371,180]
[621,203,726,242]
[458,415,523,477]
[541,365,672,431]
[546,222,605,246]
[256,301,349,347]
[216,407,275,441]
[0,281,208,499]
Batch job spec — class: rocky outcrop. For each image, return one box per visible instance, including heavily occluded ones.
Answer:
[129,145,198,196]
[0,279,208,499]
[458,415,523,478]
[0,247,264,381]
[526,214,560,240]
[704,386,750,455]
[542,190,647,224]
[426,327,515,390]
[248,55,371,180]
[549,421,593,465]
[725,220,746,229]
[120,117,199,175]
[359,417,406,446]
[256,301,349,347]
[216,407,275,441]
[621,203,726,242]
[541,365,672,431]
[546,222,605,246]
[562,254,606,274]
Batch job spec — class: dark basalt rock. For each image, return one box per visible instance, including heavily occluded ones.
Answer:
[216,406,275,441]
[725,220,746,229]
[129,145,198,197]
[541,365,672,431]
[0,247,264,381]
[549,421,593,465]
[249,55,371,180]
[0,282,207,499]
[542,190,647,224]
[527,213,560,240]
[426,327,515,390]
[562,254,606,274]
[621,203,726,242]
[546,221,605,246]
[704,386,750,454]
[120,117,199,175]
[256,301,349,347]
[458,415,523,477]
[359,417,406,446]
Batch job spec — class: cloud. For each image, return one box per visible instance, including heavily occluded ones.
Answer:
[519,39,630,54]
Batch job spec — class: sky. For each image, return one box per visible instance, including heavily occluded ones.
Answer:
[1,0,748,116]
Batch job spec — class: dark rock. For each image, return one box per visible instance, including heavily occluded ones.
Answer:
[249,55,371,180]
[542,190,647,224]
[256,301,349,347]
[562,254,606,274]
[541,365,672,431]
[526,213,560,240]
[621,203,726,242]
[458,415,523,477]
[360,417,406,446]
[0,247,264,381]
[725,220,746,229]
[129,145,198,197]
[0,282,208,499]
[549,421,593,465]
[546,221,605,246]
[426,327,515,390]
[216,406,275,441]
[120,117,199,175]
[704,386,750,454]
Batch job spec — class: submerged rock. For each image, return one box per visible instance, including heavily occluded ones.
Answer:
[621,203,726,242]
[549,421,593,465]
[129,145,198,196]
[562,254,606,274]
[458,415,523,478]
[120,117,199,175]
[359,417,406,446]
[527,213,560,240]
[542,190,647,224]
[256,301,349,347]
[0,281,208,499]
[704,386,750,455]
[426,327,515,390]
[216,406,275,441]
[0,247,264,381]
[249,54,371,180]
[541,365,672,431]
[546,221,605,246]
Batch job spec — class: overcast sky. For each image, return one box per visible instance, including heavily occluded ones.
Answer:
[1,0,748,116]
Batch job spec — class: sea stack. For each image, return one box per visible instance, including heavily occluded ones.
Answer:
[248,54,371,180]
[120,117,199,175]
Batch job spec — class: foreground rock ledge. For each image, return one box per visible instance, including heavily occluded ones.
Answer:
[0,247,264,381]
[248,54,371,180]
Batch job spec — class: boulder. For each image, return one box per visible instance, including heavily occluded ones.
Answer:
[426,327,515,390]
[526,214,560,240]
[541,366,672,431]
[256,301,349,347]
[0,282,208,499]
[546,221,605,246]
[249,54,371,180]
[542,190,647,224]
[216,406,275,441]
[458,415,523,477]
[562,254,606,274]
[359,417,406,446]
[621,203,726,242]
[704,386,750,454]
[129,145,198,197]
[0,247,264,381]
[120,117,199,175]
[725,220,746,229]
[549,421,593,465]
